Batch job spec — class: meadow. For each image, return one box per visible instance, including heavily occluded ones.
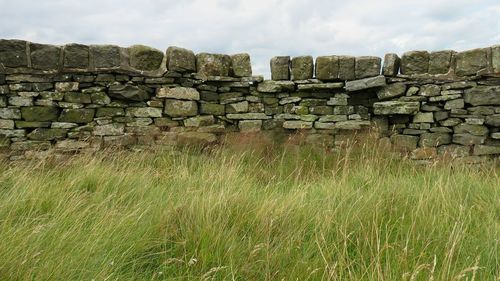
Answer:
[0,134,498,280]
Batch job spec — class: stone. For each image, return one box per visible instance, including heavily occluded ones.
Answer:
[355,56,381,79]
[464,86,500,106]
[0,39,27,67]
[90,45,121,69]
[419,132,451,147]
[440,118,462,127]
[413,112,434,123]
[93,123,124,136]
[473,145,500,155]
[309,106,332,115]
[373,101,420,115]
[391,134,418,150]
[429,95,462,102]
[382,53,400,76]
[127,107,162,118]
[0,129,25,138]
[157,87,200,100]
[154,117,178,127]
[485,114,500,127]
[283,121,312,129]
[400,51,429,75]
[91,92,111,105]
[454,124,488,136]
[21,107,58,121]
[411,147,437,160]
[465,118,484,125]
[270,56,290,80]
[108,84,150,101]
[196,53,232,76]
[0,119,14,129]
[55,82,79,92]
[492,45,500,73]
[318,115,348,122]
[30,43,61,70]
[96,107,125,117]
[226,113,271,120]
[51,122,78,129]
[63,43,89,69]
[297,83,343,91]
[226,101,248,113]
[327,94,348,106]
[184,115,215,127]
[491,133,500,139]
[64,92,91,104]
[428,50,453,74]
[313,122,335,130]
[345,75,386,91]
[452,134,486,145]
[166,46,196,73]
[444,99,464,110]
[437,144,470,157]
[27,128,67,140]
[291,56,313,80]
[59,109,95,123]
[231,53,252,77]
[406,87,419,96]
[279,97,301,105]
[9,96,33,106]
[335,120,370,130]
[128,45,164,71]
[239,120,262,132]
[258,81,291,93]
[454,48,488,76]
[200,103,225,115]
[164,100,198,117]
[338,56,355,80]
[11,140,51,151]
[376,83,406,100]
[55,140,89,150]
[315,56,339,81]
[177,132,217,145]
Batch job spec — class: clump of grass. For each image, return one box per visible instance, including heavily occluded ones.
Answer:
[0,134,498,280]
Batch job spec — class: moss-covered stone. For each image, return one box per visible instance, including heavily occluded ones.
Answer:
[291,56,313,80]
[59,109,95,123]
[164,100,198,117]
[270,56,290,80]
[30,43,61,70]
[455,48,488,76]
[64,92,92,103]
[63,43,89,69]
[166,46,196,73]
[128,45,164,71]
[96,107,125,117]
[231,53,252,77]
[401,51,429,75]
[21,106,59,121]
[315,56,339,81]
[0,39,27,67]
[196,53,232,76]
[91,45,121,69]
[27,128,67,140]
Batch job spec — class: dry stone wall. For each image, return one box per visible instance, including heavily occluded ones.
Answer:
[0,39,499,161]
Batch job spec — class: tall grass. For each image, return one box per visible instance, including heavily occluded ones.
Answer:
[0,134,498,280]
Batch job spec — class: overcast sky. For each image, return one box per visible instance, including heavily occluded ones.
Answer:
[1,0,499,77]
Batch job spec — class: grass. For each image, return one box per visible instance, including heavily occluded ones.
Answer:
[0,133,498,280]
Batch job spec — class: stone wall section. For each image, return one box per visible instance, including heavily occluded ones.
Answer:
[0,39,499,161]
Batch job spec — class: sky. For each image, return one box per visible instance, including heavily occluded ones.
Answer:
[1,0,499,77]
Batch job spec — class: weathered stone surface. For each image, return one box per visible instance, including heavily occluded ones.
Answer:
[200,103,225,115]
[315,56,339,81]
[9,96,33,106]
[485,114,500,127]
[11,140,51,151]
[21,107,58,121]
[444,99,464,110]
[279,97,301,105]
[400,51,429,75]
[184,115,215,127]
[94,123,124,136]
[419,132,451,147]
[196,53,232,76]
[382,53,400,76]
[452,133,485,145]
[463,86,500,106]
[338,56,355,80]
[283,120,312,129]
[27,128,66,140]
[335,120,370,130]
[64,92,91,104]
[454,48,488,76]
[270,56,290,80]
[90,92,111,105]
[96,107,124,117]
[473,145,500,155]
[257,80,294,93]
[413,112,434,123]
[297,82,343,91]
[51,122,78,129]
[291,56,313,80]
[90,45,121,69]
[492,45,500,73]
[310,106,332,115]
[127,107,162,118]
[376,83,406,100]
[391,134,418,150]
[454,123,488,136]
[59,109,95,123]
[63,43,89,69]
[226,113,271,120]
[0,119,14,129]
[0,39,27,67]
[373,101,420,115]
[239,120,262,132]
[30,43,60,70]
[128,45,164,71]
[55,139,90,150]
[428,50,453,74]
[157,87,200,100]
[231,53,252,77]
[166,46,196,73]
[0,129,25,138]
[355,56,381,79]
[226,101,248,113]
[164,100,198,117]
[318,115,348,122]
[345,75,386,91]
[108,84,150,101]
[177,132,217,145]
[55,82,79,92]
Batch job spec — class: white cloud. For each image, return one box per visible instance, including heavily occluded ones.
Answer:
[0,0,498,77]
